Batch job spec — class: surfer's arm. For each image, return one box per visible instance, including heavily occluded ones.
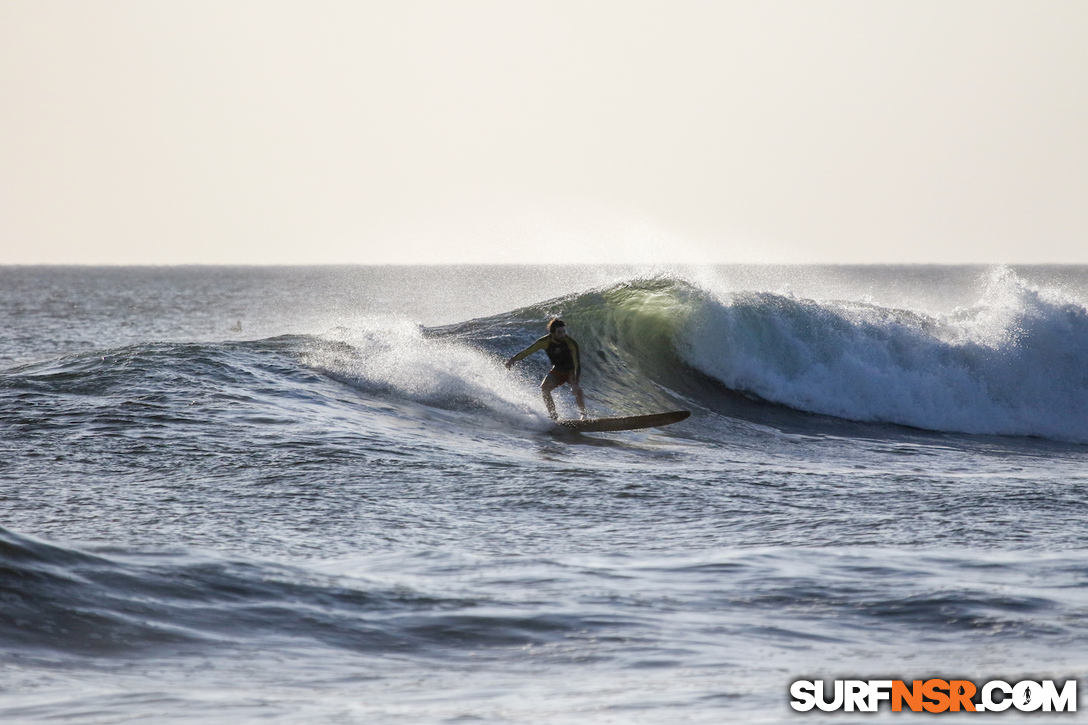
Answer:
[505,336,550,369]
[568,337,581,379]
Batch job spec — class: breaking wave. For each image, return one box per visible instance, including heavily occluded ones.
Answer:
[4,267,1085,443]
[431,267,1088,442]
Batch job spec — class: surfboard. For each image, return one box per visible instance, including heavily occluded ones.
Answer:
[557,410,690,433]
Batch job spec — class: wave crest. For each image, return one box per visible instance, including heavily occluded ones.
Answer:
[677,268,1088,442]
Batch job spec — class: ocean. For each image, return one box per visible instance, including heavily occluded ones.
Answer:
[1,264,1087,723]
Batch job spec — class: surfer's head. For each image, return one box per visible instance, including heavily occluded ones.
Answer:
[548,318,566,338]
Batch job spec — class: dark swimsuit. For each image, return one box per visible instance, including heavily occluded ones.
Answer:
[510,334,581,385]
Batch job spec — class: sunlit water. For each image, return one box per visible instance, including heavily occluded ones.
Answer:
[2,265,1087,723]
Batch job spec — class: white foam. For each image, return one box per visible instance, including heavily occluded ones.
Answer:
[679,267,1088,443]
[302,318,553,429]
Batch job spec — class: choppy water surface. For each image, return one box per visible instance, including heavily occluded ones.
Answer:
[2,265,1087,723]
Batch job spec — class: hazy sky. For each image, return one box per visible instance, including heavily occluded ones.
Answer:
[1,1,1086,264]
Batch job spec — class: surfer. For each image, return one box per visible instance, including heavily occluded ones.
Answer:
[505,318,587,421]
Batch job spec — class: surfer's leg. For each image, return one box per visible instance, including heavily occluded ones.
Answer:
[540,377,559,421]
[569,381,587,419]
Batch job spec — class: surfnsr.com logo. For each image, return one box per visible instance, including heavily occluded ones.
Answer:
[790,679,1076,713]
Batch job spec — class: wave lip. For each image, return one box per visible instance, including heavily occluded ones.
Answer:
[676,268,1088,443]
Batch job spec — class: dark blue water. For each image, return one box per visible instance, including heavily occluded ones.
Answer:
[2,265,1087,723]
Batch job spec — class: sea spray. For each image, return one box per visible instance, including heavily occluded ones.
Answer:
[304,319,550,427]
[679,268,1088,442]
